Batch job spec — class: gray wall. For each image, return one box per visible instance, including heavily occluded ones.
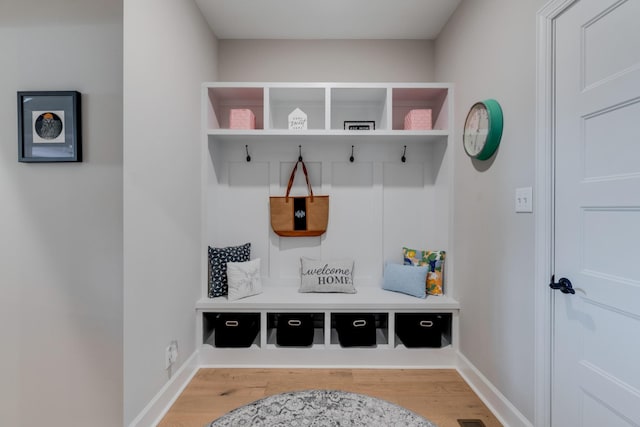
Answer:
[219,39,435,81]
[0,1,123,426]
[434,0,546,422]
[123,0,218,423]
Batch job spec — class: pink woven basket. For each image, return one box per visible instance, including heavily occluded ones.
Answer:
[404,109,432,130]
[229,109,256,129]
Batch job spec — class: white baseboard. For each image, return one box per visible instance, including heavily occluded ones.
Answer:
[456,352,533,427]
[129,349,532,427]
[128,351,200,427]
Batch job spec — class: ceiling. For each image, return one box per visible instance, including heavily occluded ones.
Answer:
[194,0,462,40]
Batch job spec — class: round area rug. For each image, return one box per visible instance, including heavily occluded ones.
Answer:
[208,389,437,426]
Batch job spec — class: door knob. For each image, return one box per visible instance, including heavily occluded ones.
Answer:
[549,275,575,294]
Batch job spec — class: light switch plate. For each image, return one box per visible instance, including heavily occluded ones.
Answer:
[515,187,533,213]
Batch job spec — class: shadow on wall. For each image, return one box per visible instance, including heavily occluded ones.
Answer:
[471,146,499,172]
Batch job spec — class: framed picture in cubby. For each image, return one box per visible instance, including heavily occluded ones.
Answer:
[344,120,375,130]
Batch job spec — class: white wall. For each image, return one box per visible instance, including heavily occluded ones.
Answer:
[434,0,546,423]
[0,1,123,426]
[123,0,218,423]
[218,39,435,82]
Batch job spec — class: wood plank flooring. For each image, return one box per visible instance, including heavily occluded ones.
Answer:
[158,368,502,427]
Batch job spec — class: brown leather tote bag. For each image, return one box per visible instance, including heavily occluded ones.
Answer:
[269,160,329,237]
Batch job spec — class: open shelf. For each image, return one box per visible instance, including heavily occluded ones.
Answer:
[202,312,261,348]
[268,87,326,130]
[206,129,449,145]
[392,87,449,130]
[204,82,452,134]
[330,312,389,348]
[206,86,264,130]
[394,313,452,349]
[266,312,325,348]
[330,87,388,130]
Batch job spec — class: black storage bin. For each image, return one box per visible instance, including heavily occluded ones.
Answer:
[214,313,260,348]
[395,313,446,348]
[276,313,315,347]
[335,313,377,347]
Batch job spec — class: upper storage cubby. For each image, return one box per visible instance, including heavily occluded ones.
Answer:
[330,87,388,130]
[206,86,264,130]
[268,87,326,130]
[392,87,449,131]
[204,82,452,143]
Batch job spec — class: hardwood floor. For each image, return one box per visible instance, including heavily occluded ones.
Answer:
[158,368,502,427]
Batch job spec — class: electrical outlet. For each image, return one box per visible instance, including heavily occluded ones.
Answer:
[169,340,178,365]
[165,345,173,369]
[165,340,178,369]
[515,187,533,213]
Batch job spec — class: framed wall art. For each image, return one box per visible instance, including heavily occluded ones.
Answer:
[17,91,82,162]
[344,120,375,130]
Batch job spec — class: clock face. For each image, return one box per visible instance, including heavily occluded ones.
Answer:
[463,102,490,157]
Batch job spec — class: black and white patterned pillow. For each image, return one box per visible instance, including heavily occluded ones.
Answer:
[208,243,251,297]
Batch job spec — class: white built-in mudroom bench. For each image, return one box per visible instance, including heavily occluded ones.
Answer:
[197,82,459,367]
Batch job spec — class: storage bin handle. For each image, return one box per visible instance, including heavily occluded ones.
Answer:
[225,320,239,327]
[352,319,367,327]
[419,320,434,328]
[288,319,302,327]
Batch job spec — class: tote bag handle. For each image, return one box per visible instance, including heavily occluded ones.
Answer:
[285,160,314,202]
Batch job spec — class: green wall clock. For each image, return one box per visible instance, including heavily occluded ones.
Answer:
[462,99,503,160]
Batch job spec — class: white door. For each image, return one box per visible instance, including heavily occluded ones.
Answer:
[552,0,640,425]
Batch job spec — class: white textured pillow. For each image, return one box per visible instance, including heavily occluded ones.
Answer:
[300,257,356,293]
[227,258,262,301]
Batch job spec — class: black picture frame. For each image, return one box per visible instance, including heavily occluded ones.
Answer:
[344,120,375,130]
[17,91,82,163]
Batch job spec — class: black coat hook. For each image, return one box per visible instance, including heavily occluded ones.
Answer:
[298,145,303,161]
[401,145,407,163]
[245,145,251,162]
[349,145,355,163]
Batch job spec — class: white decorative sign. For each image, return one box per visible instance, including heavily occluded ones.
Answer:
[288,108,307,130]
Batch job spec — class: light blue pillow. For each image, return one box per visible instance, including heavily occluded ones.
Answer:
[382,263,429,299]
